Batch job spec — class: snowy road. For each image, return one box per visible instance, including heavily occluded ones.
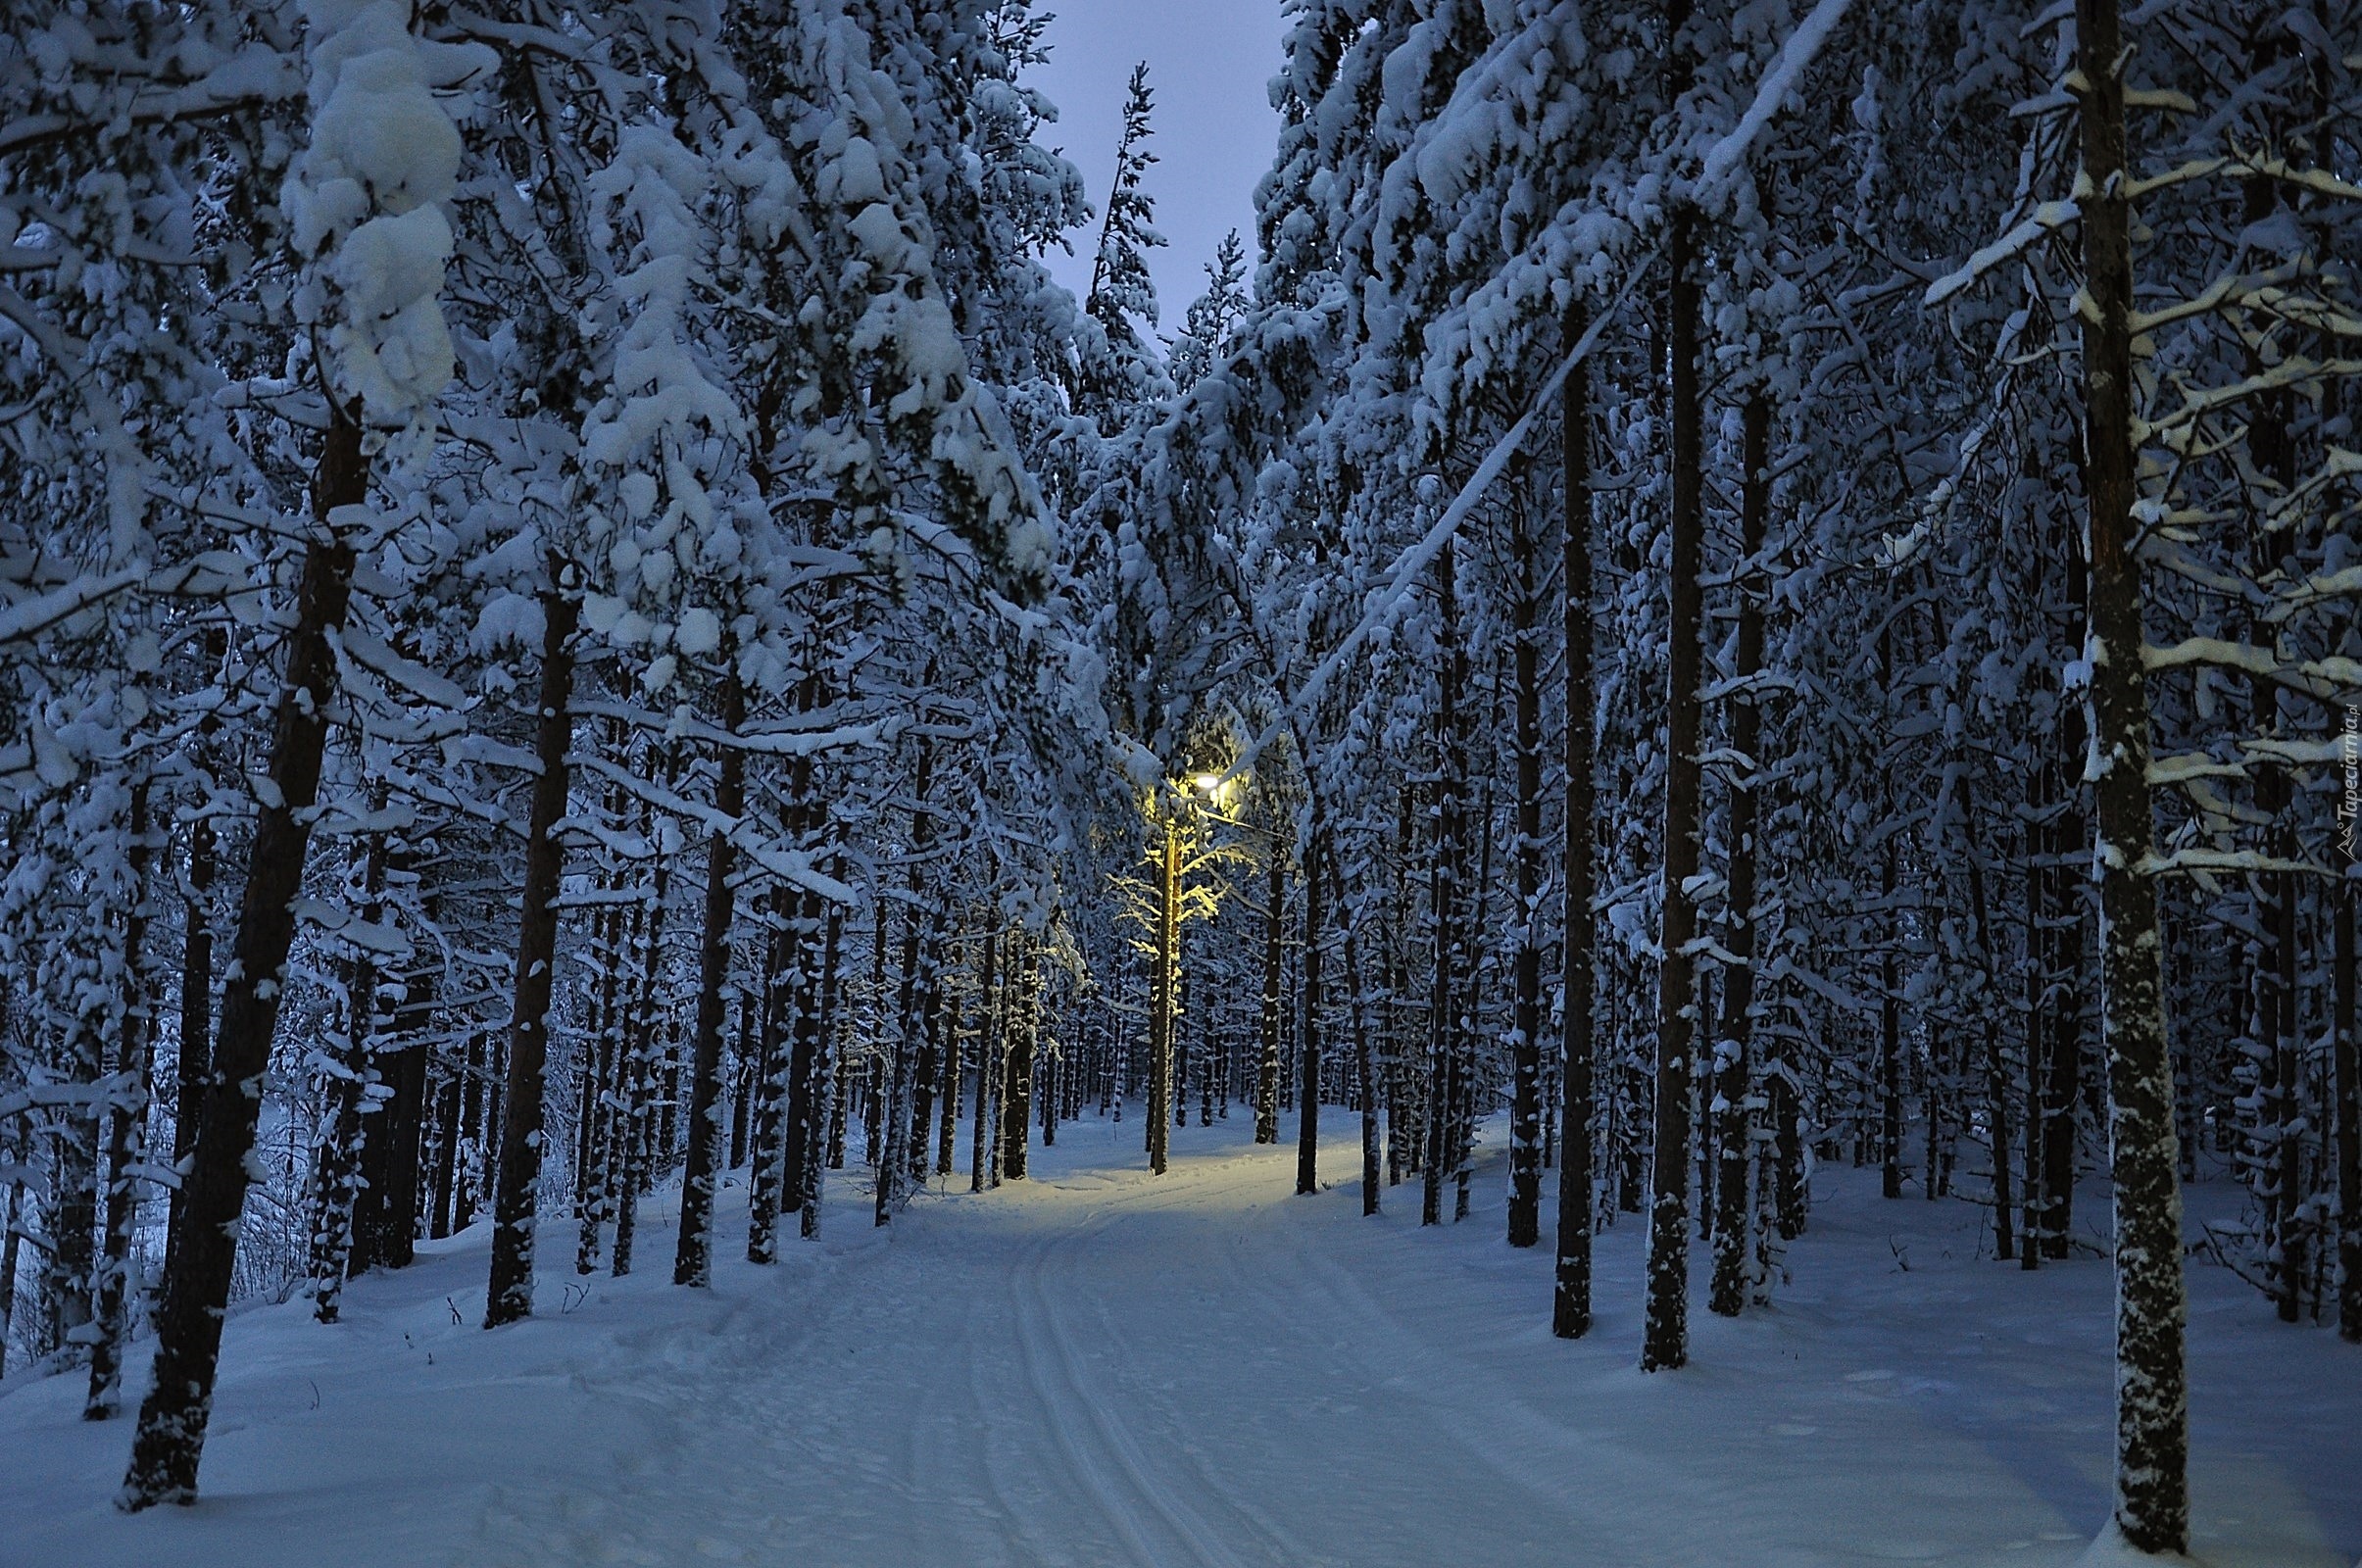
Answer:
[3,1116,2356,1567]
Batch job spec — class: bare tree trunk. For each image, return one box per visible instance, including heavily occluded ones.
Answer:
[123,417,364,1509]
[2336,866,2359,1342]
[167,701,218,1268]
[1882,838,1904,1200]
[576,878,627,1274]
[485,572,582,1326]
[2078,0,2189,1544]
[1553,301,1598,1338]
[1507,477,1548,1247]
[1003,926,1036,1183]
[970,924,998,1190]
[1149,823,1179,1175]
[1708,394,1769,1317]
[1337,854,1381,1216]
[744,890,793,1263]
[673,673,746,1286]
[1424,540,1468,1229]
[1297,808,1326,1198]
[800,886,846,1236]
[307,815,387,1326]
[86,782,153,1416]
[1256,851,1285,1144]
[1643,186,1703,1374]
[612,774,676,1278]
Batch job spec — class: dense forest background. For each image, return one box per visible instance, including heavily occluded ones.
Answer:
[0,0,2356,1554]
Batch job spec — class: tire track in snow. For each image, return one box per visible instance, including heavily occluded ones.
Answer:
[1002,1177,1268,1568]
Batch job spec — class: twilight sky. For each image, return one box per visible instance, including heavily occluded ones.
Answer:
[1026,0,1288,343]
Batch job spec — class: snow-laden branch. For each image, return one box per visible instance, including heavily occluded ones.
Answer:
[1695,0,1858,211]
[1925,203,2079,307]
[1234,256,1656,783]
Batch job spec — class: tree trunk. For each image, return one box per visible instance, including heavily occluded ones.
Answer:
[970,925,998,1190]
[1297,810,1326,1198]
[801,886,847,1235]
[1507,476,1548,1248]
[1255,851,1285,1144]
[2077,1,2190,1544]
[612,773,676,1279]
[1553,301,1598,1338]
[484,575,582,1326]
[936,975,961,1177]
[1003,927,1036,1183]
[123,416,365,1510]
[85,782,153,1417]
[1150,821,1179,1175]
[167,746,217,1270]
[2335,868,2358,1342]
[1708,394,1769,1318]
[576,880,627,1273]
[307,817,387,1326]
[745,890,794,1263]
[673,672,746,1286]
[1642,189,1702,1376]
[1424,539,1467,1229]
[1338,856,1381,1216]
[1882,838,1904,1200]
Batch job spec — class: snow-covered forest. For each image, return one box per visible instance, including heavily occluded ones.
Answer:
[1,0,2358,1562]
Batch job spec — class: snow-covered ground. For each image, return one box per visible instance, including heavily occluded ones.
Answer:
[2,1116,2355,1568]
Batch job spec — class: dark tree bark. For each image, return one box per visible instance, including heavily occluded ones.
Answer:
[1961,778,2013,1262]
[1297,809,1326,1198]
[612,773,675,1279]
[801,885,847,1235]
[745,889,794,1264]
[306,817,387,1326]
[969,924,998,1190]
[1507,475,1548,1248]
[1553,301,1598,1338]
[1643,186,1702,1375]
[1708,394,1770,1318]
[1149,822,1179,1175]
[1337,854,1381,1216]
[674,671,747,1286]
[1003,927,1036,1183]
[354,848,433,1274]
[1255,851,1285,1144]
[1881,837,1904,1200]
[2336,871,2358,1342]
[935,975,960,1177]
[123,417,365,1510]
[2077,0,2190,1544]
[777,888,823,1219]
[85,782,152,1417]
[1424,540,1468,1229]
[167,709,218,1269]
[484,573,582,1326]
[879,744,942,1219]
[576,886,627,1274]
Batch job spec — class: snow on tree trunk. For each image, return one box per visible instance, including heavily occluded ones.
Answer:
[1507,475,1548,1249]
[2076,0,2190,1548]
[1708,394,1770,1319]
[673,672,746,1285]
[1643,194,1705,1376]
[83,781,151,1418]
[120,423,363,1509]
[1296,808,1325,1199]
[1554,303,1598,1341]
[485,577,583,1325]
